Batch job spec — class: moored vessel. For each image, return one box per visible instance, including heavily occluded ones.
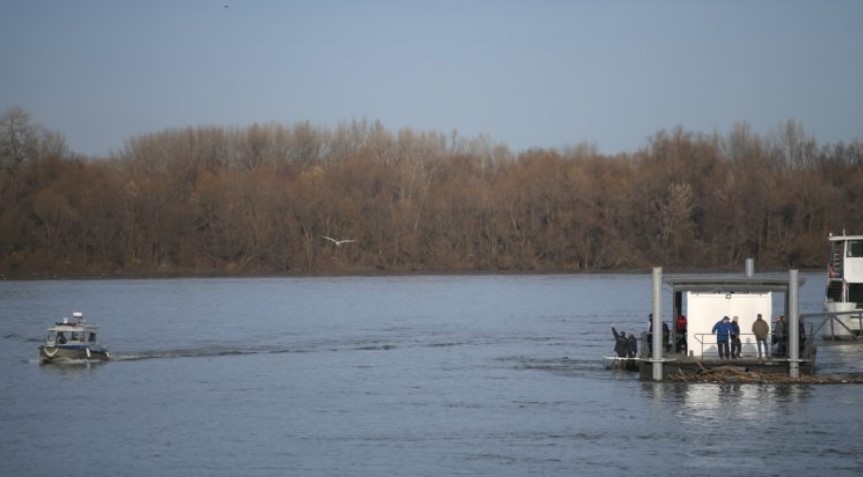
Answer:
[823,233,863,339]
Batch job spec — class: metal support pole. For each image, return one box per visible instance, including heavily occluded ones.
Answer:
[652,267,663,381]
[788,269,800,378]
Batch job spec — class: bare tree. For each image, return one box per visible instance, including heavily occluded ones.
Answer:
[0,107,41,179]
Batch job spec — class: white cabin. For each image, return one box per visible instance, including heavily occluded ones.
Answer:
[664,268,804,358]
[821,233,863,338]
[826,233,863,309]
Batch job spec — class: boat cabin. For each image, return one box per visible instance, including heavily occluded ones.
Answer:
[826,233,863,310]
[815,233,863,339]
[45,314,100,347]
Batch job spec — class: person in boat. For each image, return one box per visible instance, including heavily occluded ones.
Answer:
[611,326,630,358]
[712,316,732,359]
[675,314,688,354]
[57,332,67,344]
[752,313,769,359]
[730,316,742,359]
[627,332,638,358]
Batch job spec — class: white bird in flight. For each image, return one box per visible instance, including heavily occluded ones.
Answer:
[322,236,356,246]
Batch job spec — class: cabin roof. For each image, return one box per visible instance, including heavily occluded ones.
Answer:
[48,323,98,332]
[663,273,806,294]
[829,235,863,242]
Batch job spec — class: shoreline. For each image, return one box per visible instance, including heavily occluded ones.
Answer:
[0,266,824,281]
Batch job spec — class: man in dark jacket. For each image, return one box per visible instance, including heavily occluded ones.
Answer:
[730,316,742,358]
[647,314,671,353]
[774,315,787,357]
[611,326,629,358]
[627,332,638,358]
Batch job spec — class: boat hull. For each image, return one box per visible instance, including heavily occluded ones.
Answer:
[821,302,863,339]
[604,357,639,371]
[39,344,110,364]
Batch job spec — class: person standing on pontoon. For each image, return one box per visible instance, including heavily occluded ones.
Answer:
[646,314,671,353]
[774,315,787,357]
[752,313,770,359]
[675,314,688,354]
[730,316,742,359]
[712,316,732,359]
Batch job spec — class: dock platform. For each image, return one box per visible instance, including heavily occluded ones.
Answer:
[637,354,814,380]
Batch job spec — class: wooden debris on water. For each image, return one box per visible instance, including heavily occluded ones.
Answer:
[665,363,863,384]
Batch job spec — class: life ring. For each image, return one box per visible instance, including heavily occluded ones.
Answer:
[43,346,58,358]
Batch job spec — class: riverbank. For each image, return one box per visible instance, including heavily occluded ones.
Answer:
[0,264,823,281]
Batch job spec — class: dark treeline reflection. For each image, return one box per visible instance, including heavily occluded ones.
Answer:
[2,108,862,276]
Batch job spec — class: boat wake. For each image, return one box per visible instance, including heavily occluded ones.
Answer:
[108,341,400,362]
[107,335,543,362]
[4,333,43,343]
[109,346,307,362]
[27,357,109,367]
[501,356,610,374]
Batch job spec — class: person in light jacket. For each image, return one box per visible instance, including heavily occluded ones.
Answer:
[752,313,770,359]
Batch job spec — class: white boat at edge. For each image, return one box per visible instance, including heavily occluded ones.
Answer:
[823,233,863,339]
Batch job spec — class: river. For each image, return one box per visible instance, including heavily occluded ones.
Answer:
[1,273,862,476]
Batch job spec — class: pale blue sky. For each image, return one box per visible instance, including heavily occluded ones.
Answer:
[1,0,861,156]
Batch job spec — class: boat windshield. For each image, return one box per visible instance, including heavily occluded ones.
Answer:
[49,329,94,343]
[849,240,863,258]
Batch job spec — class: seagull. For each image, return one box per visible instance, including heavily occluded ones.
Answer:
[322,236,356,246]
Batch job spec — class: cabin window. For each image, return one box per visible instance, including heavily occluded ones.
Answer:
[850,284,863,306]
[848,240,863,257]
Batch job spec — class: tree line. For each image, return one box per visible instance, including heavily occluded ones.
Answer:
[1,107,862,277]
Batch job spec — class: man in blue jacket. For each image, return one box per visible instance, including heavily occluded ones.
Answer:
[712,316,732,359]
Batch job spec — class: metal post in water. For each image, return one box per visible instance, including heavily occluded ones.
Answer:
[788,269,800,378]
[745,258,755,277]
[652,267,663,381]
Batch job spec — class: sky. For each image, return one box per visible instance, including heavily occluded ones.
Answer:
[1,0,861,157]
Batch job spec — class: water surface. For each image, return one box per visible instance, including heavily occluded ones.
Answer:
[1,273,861,476]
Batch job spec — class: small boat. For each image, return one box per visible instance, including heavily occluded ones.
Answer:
[39,312,110,364]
